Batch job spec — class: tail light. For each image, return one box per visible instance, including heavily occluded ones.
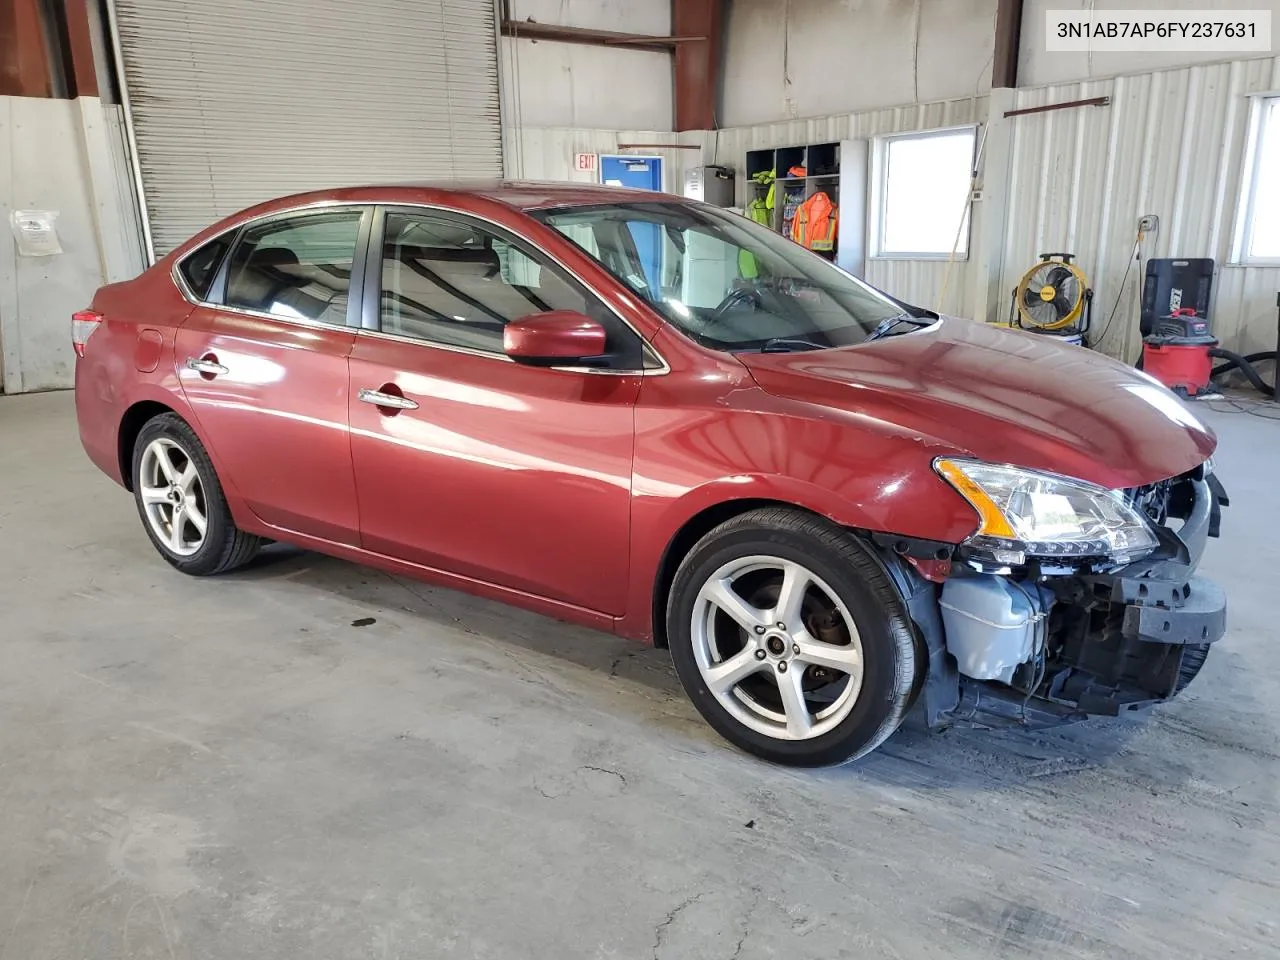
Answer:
[72,310,103,358]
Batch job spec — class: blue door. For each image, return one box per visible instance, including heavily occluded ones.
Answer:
[600,156,664,296]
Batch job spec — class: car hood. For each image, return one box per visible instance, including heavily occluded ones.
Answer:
[738,318,1216,490]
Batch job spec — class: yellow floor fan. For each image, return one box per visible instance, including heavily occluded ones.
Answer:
[1008,253,1094,344]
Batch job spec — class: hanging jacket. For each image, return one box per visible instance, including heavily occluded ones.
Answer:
[751,168,777,212]
[790,191,838,251]
[745,198,772,226]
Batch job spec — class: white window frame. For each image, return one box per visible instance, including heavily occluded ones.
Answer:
[869,125,978,261]
[1231,93,1280,266]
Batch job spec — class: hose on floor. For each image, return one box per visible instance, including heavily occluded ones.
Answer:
[1209,348,1276,398]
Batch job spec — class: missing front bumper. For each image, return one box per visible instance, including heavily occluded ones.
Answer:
[908,472,1229,728]
[1040,569,1225,716]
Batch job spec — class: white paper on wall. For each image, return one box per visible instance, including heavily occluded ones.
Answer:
[10,210,63,257]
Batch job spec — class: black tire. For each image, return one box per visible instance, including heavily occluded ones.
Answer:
[131,413,262,576]
[667,507,918,767]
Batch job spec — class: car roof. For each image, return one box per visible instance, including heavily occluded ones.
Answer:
[168,180,691,262]
[274,180,683,213]
[438,180,680,210]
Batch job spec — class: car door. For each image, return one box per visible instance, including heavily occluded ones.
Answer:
[348,207,650,615]
[174,206,369,545]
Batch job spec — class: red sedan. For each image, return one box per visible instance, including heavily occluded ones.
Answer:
[74,183,1227,766]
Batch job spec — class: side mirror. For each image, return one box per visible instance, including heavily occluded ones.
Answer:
[503,311,607,365]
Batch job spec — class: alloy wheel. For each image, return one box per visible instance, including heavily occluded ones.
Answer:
[138,437,208,557]
[690,555,865,741]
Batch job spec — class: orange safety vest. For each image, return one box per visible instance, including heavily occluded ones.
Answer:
[790,191,838,251]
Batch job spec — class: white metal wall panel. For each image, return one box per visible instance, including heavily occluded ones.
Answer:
[101,105,147,280]
[112,0,502,255]
[1000,56,1280,358]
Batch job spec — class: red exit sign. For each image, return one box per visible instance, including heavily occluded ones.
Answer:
[574,152,598,173]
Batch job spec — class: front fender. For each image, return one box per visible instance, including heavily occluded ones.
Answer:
[621,467,980,644]
[617,363,984,642]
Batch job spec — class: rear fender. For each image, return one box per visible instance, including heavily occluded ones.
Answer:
[116,382,257,531]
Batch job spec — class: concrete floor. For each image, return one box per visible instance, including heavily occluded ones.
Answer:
[1,389,1277,960]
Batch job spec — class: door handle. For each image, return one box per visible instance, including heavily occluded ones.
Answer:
[358,388,419,411]
[185,355,228,377]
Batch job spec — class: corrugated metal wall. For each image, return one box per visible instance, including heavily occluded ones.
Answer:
[504,58,1280,359]
[693,56,1280,355]
[1001,57,1280,359]
[700,97,989,316]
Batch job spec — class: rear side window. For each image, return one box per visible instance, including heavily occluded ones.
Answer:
[223,210,363,325]
[179,237,229,301]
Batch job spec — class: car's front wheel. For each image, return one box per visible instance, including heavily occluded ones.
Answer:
[667,508,919,766]
[131,413,261,576]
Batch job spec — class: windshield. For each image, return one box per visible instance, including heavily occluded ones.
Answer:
[530,201,913,351]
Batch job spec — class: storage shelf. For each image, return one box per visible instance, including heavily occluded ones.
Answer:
[744,142,843,247]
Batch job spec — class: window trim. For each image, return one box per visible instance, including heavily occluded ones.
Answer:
[362,203,665,375]
[171,203,373,331]
[171,198,668,375]
[1231,94,1280,267]
[223,206,371,329]
[176,236,233,303]
[869,124,977,262]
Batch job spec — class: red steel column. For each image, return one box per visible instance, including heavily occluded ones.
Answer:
[672,0,723,131]
[56,0,100,98]
[0,0,54,97]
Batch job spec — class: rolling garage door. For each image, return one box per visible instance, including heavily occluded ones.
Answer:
[108,0,503,257]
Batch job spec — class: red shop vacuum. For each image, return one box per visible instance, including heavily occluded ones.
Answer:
[1137,258,1277,399]
[1141,308,1218,398]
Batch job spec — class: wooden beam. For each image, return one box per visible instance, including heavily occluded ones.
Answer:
[500,19,703,54]
[54,0,99,98]
[672,0,723,132]
[0,0,54,98]
[991,0,1024,89]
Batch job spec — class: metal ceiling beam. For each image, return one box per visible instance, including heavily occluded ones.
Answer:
[500,18,704,54]
[672,0,723,132]
[991,0,1024,88]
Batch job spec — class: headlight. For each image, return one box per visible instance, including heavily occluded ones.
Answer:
[934,458,1159,564]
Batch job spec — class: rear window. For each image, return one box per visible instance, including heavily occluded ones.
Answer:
[179,237,230,301]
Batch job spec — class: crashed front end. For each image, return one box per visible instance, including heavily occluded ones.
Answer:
[902,458,1228,728]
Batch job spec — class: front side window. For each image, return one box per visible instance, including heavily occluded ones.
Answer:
[377,210,644,367]
[223,210,363,324]
[533,201,907,352]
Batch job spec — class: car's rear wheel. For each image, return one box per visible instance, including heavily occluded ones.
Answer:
[667,507,918,766]
[131,413,261,576]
